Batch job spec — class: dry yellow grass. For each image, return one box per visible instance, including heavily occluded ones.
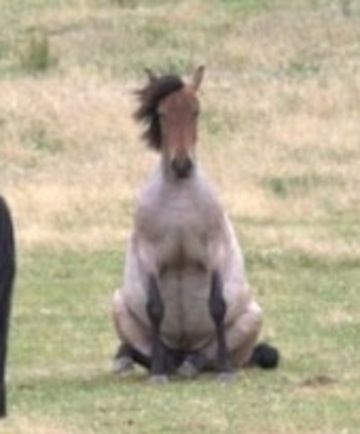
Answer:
[1,0,359,258]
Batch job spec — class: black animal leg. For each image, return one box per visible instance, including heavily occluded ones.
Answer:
[146,275,167,382]
[209,271,233,380]
[0,197,16,418]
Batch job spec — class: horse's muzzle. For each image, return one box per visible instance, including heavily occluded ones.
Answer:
[171,157,194,179]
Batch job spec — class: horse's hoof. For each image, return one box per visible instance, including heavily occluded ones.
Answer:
[149,374,169,384]
[113,356,134,376]
[217,371,236,383]
[177,360,199,379]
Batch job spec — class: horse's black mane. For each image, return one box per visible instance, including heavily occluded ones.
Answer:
[134,74,184,150]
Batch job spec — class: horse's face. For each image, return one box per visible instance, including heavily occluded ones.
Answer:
[135,66,205,179]
[158,87,200,179]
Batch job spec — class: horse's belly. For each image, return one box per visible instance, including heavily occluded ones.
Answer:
[159,268,214,350]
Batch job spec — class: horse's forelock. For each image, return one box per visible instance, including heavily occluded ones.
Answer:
[134,75,184,150]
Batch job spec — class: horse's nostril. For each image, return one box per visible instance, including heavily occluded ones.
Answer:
[182,158,193,173]
[171,158,193,179]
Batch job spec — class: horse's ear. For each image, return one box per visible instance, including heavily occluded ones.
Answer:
[191,65,205,92]
[144,68,157,83]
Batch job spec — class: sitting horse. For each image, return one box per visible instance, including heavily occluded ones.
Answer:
[112,67,278,381]
[0,197,16,416]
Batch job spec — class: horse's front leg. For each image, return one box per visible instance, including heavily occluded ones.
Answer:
[209,271,234,381]
[146,275,167,383]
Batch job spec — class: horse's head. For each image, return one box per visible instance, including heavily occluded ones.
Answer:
[135,66,205,180]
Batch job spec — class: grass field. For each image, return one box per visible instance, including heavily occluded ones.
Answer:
[1,0,360,432]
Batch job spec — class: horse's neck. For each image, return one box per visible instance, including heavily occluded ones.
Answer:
[142,163,219,212]
[137,163,223,233]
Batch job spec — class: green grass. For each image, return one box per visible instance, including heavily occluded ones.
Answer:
[4,244,359,433]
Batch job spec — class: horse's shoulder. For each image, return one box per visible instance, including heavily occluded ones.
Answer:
[135,170,162,212]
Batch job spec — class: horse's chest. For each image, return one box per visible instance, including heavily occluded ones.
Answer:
[153,206,211,266]
[154,217,215,348]
[138,189,220,349]
[159,267,214,350]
